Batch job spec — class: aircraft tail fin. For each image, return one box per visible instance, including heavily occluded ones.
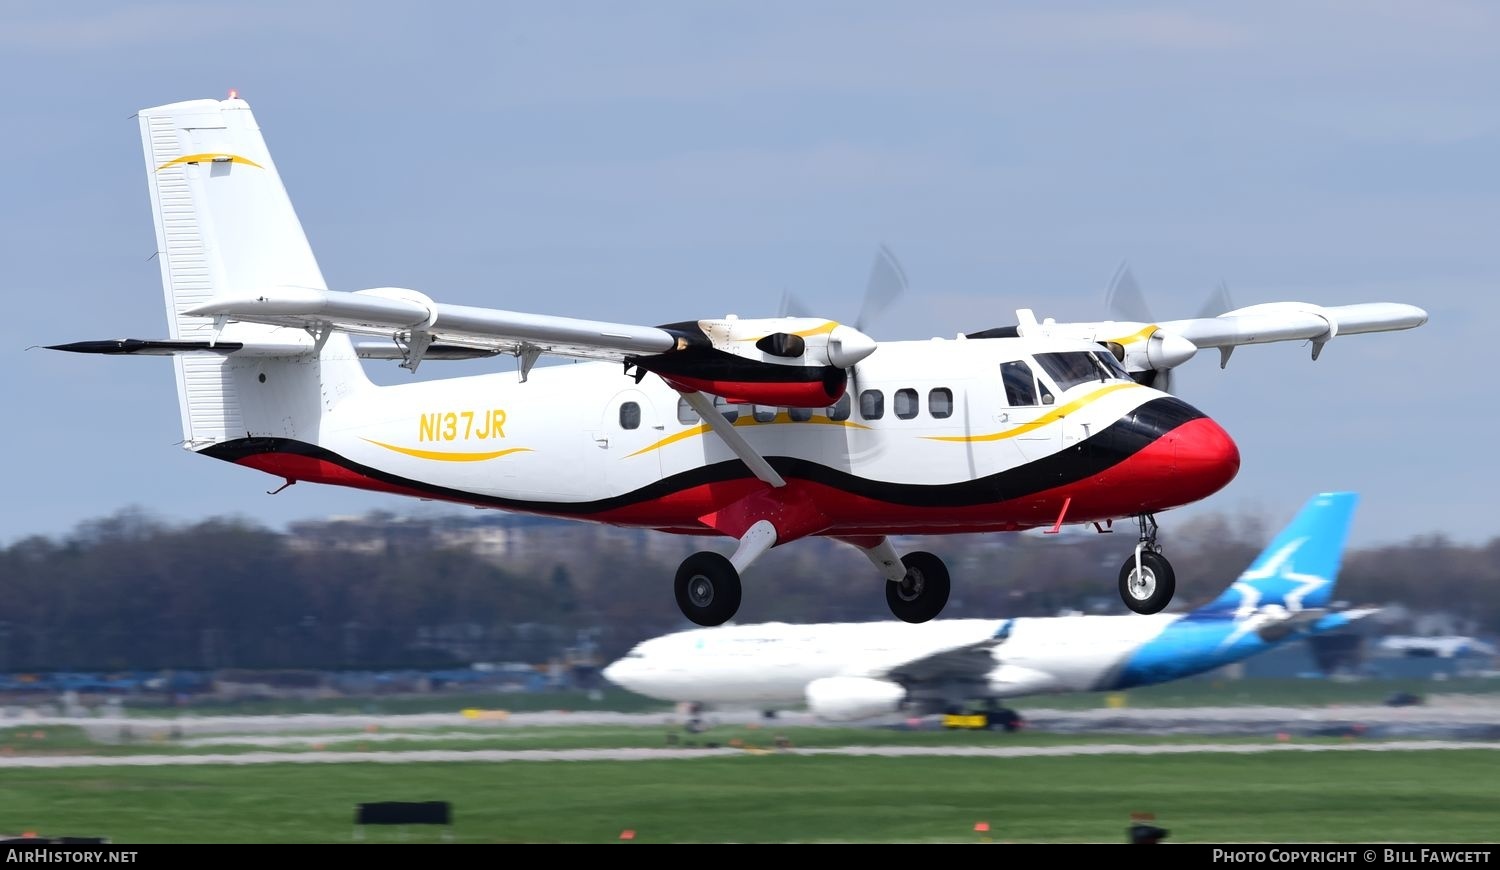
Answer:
[1197,492,1359,615]
[132,95,368,450]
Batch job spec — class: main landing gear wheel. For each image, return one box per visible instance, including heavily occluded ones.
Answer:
[886,551,951,624]
[675,552,742,627]
[1119,549,1175,615]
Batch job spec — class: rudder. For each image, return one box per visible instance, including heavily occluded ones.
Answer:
[1197,492,1359,615]
[138,96,367,449]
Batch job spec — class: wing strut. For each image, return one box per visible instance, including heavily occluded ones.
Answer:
[677,390,786,488]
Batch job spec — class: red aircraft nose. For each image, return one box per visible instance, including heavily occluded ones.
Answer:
[1164,416,1240,499]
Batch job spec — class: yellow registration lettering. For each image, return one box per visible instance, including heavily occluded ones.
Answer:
[418,409,508,441]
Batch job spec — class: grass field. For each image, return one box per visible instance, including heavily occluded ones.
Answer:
[4,750,1498,843]
[7,677,1497,842]
[0,724,1392,756]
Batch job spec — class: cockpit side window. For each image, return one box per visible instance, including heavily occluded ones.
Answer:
[1093,350,1131,381]
[1035,351,1129,392]
[1035,352,1100,392]
[1000,360,1040,407]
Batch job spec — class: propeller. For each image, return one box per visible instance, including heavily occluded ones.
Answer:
[857,243,908,332]
[1103,262,1234,394]
[847,244,908,402]
[776,244,909,406]
[1105,261,1236,323]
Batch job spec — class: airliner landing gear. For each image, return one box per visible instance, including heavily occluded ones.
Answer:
[674,520,777,626]
[1119,514,1175,615]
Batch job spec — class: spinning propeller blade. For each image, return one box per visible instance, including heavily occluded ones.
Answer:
[857,243,908,333]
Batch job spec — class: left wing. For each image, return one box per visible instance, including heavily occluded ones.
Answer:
[178,286,879,387]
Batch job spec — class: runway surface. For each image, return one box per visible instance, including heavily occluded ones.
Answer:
[8,701,1499,741]
[2,740,1498,768]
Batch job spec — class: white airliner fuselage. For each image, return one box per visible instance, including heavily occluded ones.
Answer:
[603,493,1372,722]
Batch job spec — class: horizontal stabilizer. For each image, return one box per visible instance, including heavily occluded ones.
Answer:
[44,338,321,356]
[48,337,508,363]
[47,339,245,356]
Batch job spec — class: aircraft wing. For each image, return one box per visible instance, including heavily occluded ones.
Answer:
[875,632,1009,685]
[1159,302,1428,356]
[164,285,878,391]
[181,286,681,365]
[1006,300,1428,389]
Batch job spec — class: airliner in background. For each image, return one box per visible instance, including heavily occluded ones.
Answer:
[602,492,1374,725]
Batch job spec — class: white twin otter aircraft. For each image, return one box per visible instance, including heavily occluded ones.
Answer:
[51,96,1427,627]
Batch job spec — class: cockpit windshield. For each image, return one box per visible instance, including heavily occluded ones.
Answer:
[1034,351,1131,392]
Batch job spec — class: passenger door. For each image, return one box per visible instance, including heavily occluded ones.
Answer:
[598,389,664,493]
[997,360,1060,462]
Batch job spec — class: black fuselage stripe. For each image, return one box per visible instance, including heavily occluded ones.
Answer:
[201,397,1204,514]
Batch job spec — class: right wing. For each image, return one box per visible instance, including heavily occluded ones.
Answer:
[989,300,1428,390]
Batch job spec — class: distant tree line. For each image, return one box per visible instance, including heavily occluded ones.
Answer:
[0,507,1496,672]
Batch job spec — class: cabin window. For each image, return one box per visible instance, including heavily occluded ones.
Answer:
[929,388,953,419]
[829,393,852,422]
[619,402,641,430]
[1001,360,1041,407]
[894,388,919,420]
[788,406,814,422]
[713,395,739,423]
[753,405,777,423]
[859,389,884,420]
[677,397,697,425]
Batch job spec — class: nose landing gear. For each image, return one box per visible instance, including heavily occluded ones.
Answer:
[1119,514,1176,615]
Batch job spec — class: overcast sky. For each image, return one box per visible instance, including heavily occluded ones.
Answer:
[3,1,1494,550]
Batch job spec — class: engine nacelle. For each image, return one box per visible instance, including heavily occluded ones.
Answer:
[630,316,878,407]
[804,676,907,722]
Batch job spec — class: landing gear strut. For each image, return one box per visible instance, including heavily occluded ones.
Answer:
[838,536,951,623]
[674,520,777,626]
[1118,514,1175,615]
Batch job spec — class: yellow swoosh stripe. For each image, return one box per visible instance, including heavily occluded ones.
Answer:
[924,382,1141,443]
[156,153,265,172]
[745,321,840,342]
[625,414,870,458]
[1101,324,1159,346]
[790,321,839,338]
[363,438,533,462]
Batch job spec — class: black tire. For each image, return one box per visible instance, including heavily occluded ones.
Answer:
[1118,550,1175,614]
[885,551,951,623]
[675,551,742,626]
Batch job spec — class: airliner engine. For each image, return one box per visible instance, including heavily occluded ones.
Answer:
[804,676,907,721]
